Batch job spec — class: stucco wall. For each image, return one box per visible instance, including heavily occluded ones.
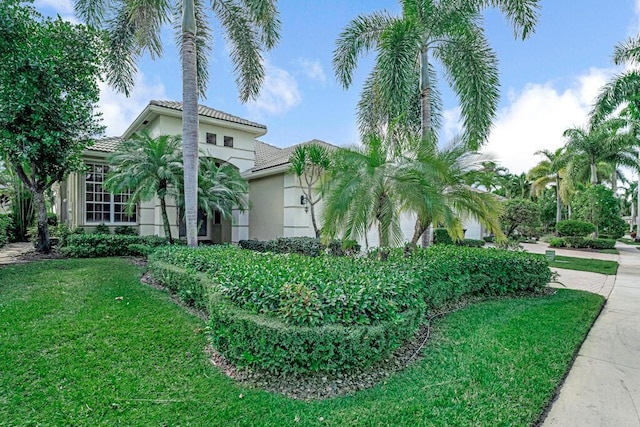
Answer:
[248,174,284,240]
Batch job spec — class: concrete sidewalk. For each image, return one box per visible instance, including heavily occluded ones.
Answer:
[0,242,33,265]
[542,242,640,426]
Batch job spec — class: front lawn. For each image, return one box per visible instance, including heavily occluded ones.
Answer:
[549,255,619,275]
[0,258,603,426]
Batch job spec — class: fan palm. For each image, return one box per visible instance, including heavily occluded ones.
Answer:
[333,0,539,149]
[74,0,280,247]
[105,131,183,243]
[528,148,569,223]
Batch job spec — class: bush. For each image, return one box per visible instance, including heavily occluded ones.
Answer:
[584,238,616,250]
[114,225,138,236]
[482,235,495,243]
[93,223,110,234]
[238,237,361,257]
[150,245,551,374]
[556,220,595,237]
[433,228,453,245]
[46,213,58,227]
[458,239,485,247]
[549,237,566,248]
[563,236,586,248]
[60,234,170,258]
[572,185,627,239]
[0,214,10,248]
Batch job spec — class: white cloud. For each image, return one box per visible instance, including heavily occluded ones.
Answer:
[480,68,615,174]
[296,58,327,83]
[97,73,167,136]
[247,63,301,116]
[441,107,462,142]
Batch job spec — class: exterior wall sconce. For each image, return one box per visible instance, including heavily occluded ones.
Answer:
[300,195,309,213]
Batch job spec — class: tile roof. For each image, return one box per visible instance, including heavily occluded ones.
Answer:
[88,136,122,153]
[149,100,266,129]
[251,139,336,172]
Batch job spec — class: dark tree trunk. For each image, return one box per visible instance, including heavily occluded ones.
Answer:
[159,196,173,244]
[33,190,51,253]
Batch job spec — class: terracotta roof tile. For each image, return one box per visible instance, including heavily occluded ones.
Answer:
[149,100,266,129]
[251,139,336,172]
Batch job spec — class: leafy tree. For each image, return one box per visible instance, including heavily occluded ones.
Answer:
[289,143,332,238]
[499,172,532,200]
[528,148,569,223]
[105,131,183,243]
[195,157,248,221]
[500,198,540,238]
[333,0,539,148]
[0,2,103,252]
[572,185,627,238]
[75,0,281,247]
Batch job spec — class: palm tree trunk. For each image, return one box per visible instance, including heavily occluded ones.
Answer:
[33,189,51,253]
[159,196,173,244]
[590,162,598,185]
[611,169,618,194]
[555,175,562,224]
[182,0,199,248]
[416,47,431,247]
[631,202,636,233]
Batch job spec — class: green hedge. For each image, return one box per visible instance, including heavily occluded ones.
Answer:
[238,236,360,257]
[549,237,565,248]
[149,245,551,374]
[60,234,171,258]
[546,236,615,250]
[556,220,595,237]
[0,214,10,248]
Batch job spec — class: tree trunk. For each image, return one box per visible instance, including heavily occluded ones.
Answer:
[590,162,598,185]
[555,175,562,224]
[182,0,199,248]
[33,190,51,253]
[611,169,618,194]
[309,203,320,238]
[631,202,636,233]
[159,196,173,244]
[414,47,432,246]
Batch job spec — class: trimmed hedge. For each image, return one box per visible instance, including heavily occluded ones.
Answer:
[458,238,485,247]
[546,236,615,250]
[238,236,360,257]
[556,220,595,237]
[549,237,565,248]
[433,228,453,245]
[60,234,171,258]
[149,245,552,374]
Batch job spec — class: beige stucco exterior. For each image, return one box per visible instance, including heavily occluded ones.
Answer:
[248,174,284,240]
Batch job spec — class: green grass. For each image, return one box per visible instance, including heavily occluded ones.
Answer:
[598,249,619,254]
[549,255,619,275]
[0,258,603,426]
[618,237,640,246]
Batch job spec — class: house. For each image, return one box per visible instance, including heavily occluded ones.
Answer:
[56,100,487,246]
[56,100,324,243]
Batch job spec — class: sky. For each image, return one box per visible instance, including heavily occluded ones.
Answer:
[34,0,640,175]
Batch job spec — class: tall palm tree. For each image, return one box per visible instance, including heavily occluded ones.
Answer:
[528,148,569,223]
[333,0,539,149]
[105,131,183,243]
[75,0,280,247]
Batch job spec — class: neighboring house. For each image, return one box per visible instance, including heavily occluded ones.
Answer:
[55,99,486,246]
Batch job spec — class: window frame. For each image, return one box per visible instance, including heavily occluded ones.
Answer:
[84,163,137,225]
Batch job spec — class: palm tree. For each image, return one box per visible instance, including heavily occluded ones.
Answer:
[527,148,569,223]
[322,135,404,248]
[105,131,183,243]
[289,143,332,238]
[196,157,248,221]
[623,182,638,232]
[500,172,532,200]
[403,138,504,246]
[333,0,539,149]
[75,0,280,247]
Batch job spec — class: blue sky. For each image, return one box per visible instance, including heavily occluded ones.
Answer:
[35,0,640,174]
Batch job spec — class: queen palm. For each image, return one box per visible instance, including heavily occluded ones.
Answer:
[105,131,183,243]
[333,0,539,149]
[75,0,280,247]
[528,148,569,223]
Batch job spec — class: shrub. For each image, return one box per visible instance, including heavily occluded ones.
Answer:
[93,223,110,234]
[549,237,566,248]
[482,235,495,243]
[433,228,453,245]
[584,238,616,250]
[564,236,586,248]
[556,220,595,237]
[458,238,485,247]
[150,245,551,374]
[0,214,10,248]
[572,185,627,239]
[500,198,540,238]
[238,237,361,257]
[60,234,170,258]
[114,225,138,236]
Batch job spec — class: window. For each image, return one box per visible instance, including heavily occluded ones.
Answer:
[85,163,136,223]
[224,136,234,147]
[206,132,217,145]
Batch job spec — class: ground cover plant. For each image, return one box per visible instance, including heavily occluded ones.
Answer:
[150,245,551,373]
[0,258,603,426]
[549,255,619,275]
